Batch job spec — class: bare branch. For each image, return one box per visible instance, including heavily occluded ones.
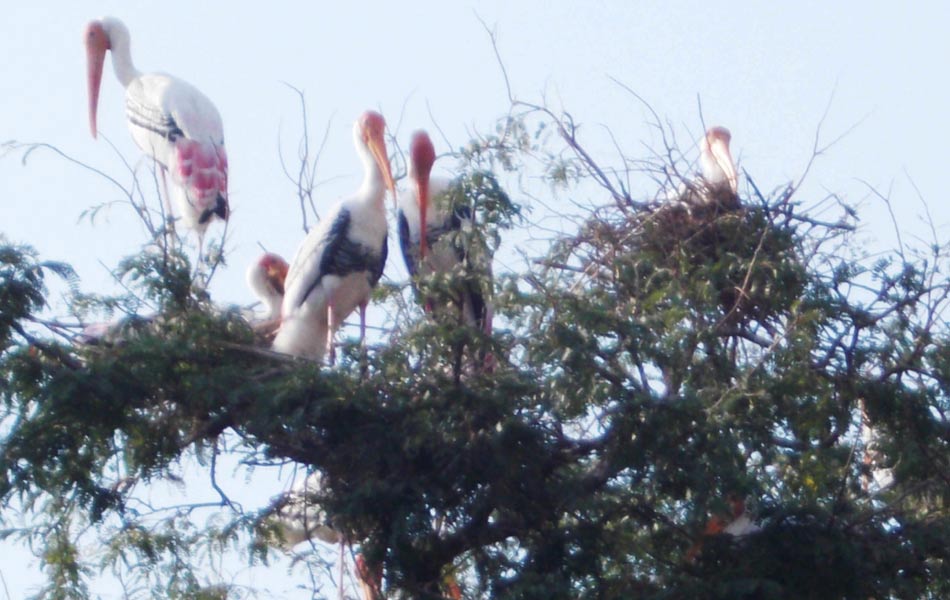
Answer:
[476,14,515,105]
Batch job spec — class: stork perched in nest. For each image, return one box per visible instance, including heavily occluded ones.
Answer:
[686,495,761,562]
[245,252,289,340]
[397,130,492,334]
[272,110,396,363]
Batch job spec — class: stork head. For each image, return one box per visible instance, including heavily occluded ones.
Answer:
[84,19,111,139]
[357,110,397,207]
[247,253,290,319]
[700,126,738,192]
[410,130,436,260]
[260,253,290,296]
[86,18,134,138]
[700,126,738,193]
[83,17,135,137]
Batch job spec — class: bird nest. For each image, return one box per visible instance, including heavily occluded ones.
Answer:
[575,190,805,329]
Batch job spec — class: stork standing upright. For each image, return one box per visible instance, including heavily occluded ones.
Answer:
[85,17,229,245]
[699,126,738,196]
[272,111,396,362]
[397,130,490,333]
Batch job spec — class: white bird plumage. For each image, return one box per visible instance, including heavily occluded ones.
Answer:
[85,16,229,238]
[685,496,761,562]
[264,472,342,550]
[262,471,382,599]
[246,253,289,322]
[860,403,895,494]
[272,111,396,361]
[397,130,490,332]
[699,126,738,196]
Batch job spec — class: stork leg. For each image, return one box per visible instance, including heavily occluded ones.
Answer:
[159,165,173,224]
[444,574,463,600]
[355,553,382,600]
[327,305,337,366]
[158,165,178,253]
[338,540,345,600]
[359,301,369,378]
[196,231,207,268]
[359,301,368,348]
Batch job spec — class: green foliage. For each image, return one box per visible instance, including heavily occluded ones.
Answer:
[0,238,77,350]
[2,114,950,600]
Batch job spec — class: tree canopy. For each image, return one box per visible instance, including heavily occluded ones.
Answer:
[2,99,949,600]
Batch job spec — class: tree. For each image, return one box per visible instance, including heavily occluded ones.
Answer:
[2,91,949,600]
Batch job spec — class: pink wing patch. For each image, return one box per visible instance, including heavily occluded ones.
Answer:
[174,139,229,220]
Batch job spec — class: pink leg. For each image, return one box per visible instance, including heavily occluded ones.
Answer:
[358,302,370,378]
[327,305,337,366]
[355,553,381,600]
[197,231,206,265]
[338,541,345,600]
[158,166,176,247]
[156,165,185,258]
[159,165,172,221]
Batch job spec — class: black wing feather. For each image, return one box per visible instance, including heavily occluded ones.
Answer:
[463,284,487,332]
[397,210,418,277]
[374,236,388,286]
[125,95,185,142]
[298,209,387,305]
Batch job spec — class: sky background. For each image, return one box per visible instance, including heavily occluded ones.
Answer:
[1,1,948,597]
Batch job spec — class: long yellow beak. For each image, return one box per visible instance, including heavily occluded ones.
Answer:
[410,131,436,261]
[85,21,109,139]
[367,133,396,208]
[711,138,738,193]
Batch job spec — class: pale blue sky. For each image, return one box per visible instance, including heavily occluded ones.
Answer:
[1,1,947,596]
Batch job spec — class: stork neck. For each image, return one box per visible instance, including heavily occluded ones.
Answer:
[107,27,139,87]
[356,139,387,208]
[264,293,282,321]
[700,153,719,182]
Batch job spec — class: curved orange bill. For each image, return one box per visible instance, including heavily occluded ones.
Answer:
[267,260,290,296]
[367,133,396,209]
[410,131,436,260]
[85,22,109,139]
[710,138,738,193]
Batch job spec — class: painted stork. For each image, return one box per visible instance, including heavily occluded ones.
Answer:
[397,130,490,333]
[272,111,396,362]
[698,126,738,199]
[685,495,761,562]
[245,252,289,341]
[85,17,229,241]
[265,471,342,550]
[246,253,289,322]
[264,472,384,600]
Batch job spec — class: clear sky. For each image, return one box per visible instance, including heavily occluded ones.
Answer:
[1,1,947,596]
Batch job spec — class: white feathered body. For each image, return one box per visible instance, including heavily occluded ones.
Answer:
[273,196,388,360]
[397,176,488,330]
[124,73,228,231]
